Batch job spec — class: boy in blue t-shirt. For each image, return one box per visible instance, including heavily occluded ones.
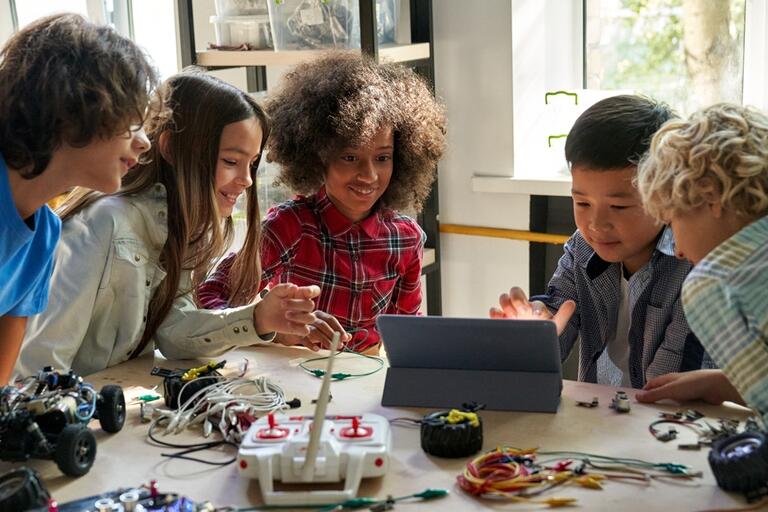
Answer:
[0,14,162,383]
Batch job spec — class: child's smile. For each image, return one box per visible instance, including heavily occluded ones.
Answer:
[571,166,663,274]
[214,117,263,217]
[324,126,394,223]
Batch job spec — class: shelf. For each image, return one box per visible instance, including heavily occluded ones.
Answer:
[196,43,430,67]
[423,247,436,267]
[471,175,572,197]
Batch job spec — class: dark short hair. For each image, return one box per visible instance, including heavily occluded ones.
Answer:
[565,95,675,170]
[266,52,446,212]
[0,13,161,178]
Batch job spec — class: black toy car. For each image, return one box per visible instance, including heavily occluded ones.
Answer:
[0,367,125,477]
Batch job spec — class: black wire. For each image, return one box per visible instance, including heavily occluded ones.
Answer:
[147,417,238,466]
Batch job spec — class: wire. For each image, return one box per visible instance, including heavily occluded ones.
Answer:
[147,416,238,466]
[146,370,291,465]
[298,351,384,380]
[299,329,384,381]
[232,488,449,511]
[458,447,702,507]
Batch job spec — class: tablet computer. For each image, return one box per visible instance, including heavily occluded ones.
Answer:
[377,315,562,412]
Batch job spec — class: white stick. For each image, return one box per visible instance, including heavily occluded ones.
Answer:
[302,332,340,481]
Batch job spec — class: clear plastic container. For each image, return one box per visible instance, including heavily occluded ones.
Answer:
[267,0,398,51]
[215,0,269,16]
[210,15,273,49]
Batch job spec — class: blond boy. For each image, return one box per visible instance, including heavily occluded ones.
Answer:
[636,103,768,425]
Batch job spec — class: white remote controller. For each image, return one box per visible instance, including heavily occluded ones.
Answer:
[238,412,392,505]
[238,333,391,505]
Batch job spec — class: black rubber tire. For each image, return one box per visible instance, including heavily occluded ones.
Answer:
[420,410,483,458]
[0,467,50,512]
[97,385,126,433]
[54,424,97,477]
[709,431,768,493]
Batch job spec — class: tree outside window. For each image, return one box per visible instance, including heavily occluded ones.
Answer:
[586,0,745,115]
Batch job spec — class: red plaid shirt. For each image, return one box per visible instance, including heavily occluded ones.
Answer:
[198,187,425,351]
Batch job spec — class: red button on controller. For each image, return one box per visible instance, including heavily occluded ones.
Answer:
[339,416,373,438]
[256,413,290,440]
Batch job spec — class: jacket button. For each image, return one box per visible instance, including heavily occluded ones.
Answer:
[145,280,151,286]
[134,255,141,262]
[233,327,240,334]
[204,337,212,343]
[242,325,249,332]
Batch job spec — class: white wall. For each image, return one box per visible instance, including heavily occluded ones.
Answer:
[0,3,14,43]
[433,0,531,318]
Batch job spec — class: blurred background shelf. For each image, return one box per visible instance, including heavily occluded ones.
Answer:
[196,42,430,66]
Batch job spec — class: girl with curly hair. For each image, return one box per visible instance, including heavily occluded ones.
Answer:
[15,71,322,377]
[635,103,768,425]
[199,52,446,354]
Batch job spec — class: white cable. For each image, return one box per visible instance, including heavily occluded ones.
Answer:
[152,370,289,442]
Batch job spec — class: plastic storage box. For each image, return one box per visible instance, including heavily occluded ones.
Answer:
[210,15,273,49]
[215,0,269,16]
[267,0,398,51]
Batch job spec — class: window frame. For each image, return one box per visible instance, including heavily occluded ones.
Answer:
[499,0,768,188]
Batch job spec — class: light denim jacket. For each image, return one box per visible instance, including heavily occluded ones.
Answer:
[16,184,273,377]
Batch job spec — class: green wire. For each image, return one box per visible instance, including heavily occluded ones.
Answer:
[234,488,448,511]
[298,348,384,381]
[535,450,694,474]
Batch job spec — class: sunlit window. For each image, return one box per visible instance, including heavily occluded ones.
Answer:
[14,0,90,28]
[585,0,746,115]
[10,0,178,79]
[131,0,179,78]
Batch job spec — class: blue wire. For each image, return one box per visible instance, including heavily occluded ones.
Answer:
[74,384,97,422]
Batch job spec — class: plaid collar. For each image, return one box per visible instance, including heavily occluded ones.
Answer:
[585,226,676,279]
[313,186,382,239]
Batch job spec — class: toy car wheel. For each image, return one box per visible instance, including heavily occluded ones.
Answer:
[709,431,768,493]
[0,467,50,512]
[97,385,126,433]
[55,424,97,477]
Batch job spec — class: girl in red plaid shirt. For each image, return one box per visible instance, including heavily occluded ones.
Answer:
[199,53,446,354]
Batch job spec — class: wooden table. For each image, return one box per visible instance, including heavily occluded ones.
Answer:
[1,345,755,511]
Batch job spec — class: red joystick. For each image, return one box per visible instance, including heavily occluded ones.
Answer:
[256,413,290,440]
[149,480,159,499]
[340,416,373,438]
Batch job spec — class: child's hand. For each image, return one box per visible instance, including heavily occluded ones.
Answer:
[274,311,352,351]
[636,369,745,406]
[489,286,576,336]
[253,283,320,337]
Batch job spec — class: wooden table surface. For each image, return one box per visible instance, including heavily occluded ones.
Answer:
[1,345,756,511]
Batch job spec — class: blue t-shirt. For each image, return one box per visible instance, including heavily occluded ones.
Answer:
[0,154,61,317]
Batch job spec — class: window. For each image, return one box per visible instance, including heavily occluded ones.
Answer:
[508,0,766,182]
[13,1,91,27]
[7,0,179,79]
[131,0,179,78]
[586,0,745,116]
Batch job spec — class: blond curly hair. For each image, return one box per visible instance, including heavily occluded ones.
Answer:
[637,103,768,222]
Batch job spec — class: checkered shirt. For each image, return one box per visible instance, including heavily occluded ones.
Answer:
[531,227,714,388]
[682,215,768,426]
[198,187,425,352]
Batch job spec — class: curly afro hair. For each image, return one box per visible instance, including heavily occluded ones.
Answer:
[266,52,446,212]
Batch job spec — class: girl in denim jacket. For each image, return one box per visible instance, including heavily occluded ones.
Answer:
[16,71,324,377]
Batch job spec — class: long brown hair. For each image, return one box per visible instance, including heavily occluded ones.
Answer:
[58,70,270,351]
